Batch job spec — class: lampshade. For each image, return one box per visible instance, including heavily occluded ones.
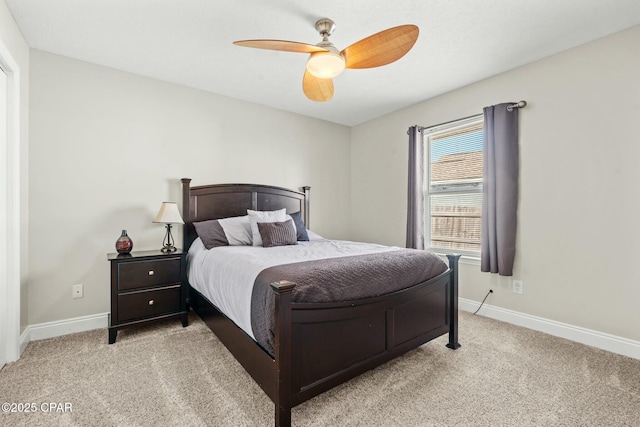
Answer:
[306,51,345,79]
[153,202,184,224]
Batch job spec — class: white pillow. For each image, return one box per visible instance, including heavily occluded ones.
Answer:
[247,208,287,246]
[218,216,253,245]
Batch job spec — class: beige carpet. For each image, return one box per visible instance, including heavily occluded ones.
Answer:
[1,311,639,427]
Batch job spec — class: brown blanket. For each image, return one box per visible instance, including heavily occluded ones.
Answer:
[250,249,448,355]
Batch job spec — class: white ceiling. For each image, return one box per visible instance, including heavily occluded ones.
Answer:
[6,0,640,126]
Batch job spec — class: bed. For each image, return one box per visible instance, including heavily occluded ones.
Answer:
[181,179,461,427]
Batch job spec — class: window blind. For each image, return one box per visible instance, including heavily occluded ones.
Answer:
[425,117,483,254]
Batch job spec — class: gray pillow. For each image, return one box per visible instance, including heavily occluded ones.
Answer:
[193,215,252,249]
[257,219,298,248]
[193,220,228,249]
[289,211,309,241]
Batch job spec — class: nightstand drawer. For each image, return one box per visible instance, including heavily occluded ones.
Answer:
[118,286,181,322]
[118,258,181,291]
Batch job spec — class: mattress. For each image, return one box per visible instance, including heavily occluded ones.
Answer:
[187,235,448,352]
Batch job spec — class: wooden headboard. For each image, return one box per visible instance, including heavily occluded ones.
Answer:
[180,178,310,251]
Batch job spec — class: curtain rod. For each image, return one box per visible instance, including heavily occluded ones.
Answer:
[414,113,482,133]
[411,100,528,133]
[507,100,527,112]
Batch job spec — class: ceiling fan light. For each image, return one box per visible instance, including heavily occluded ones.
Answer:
[306,52,345,79]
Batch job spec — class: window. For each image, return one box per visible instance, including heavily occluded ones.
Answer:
[424,115,483,256]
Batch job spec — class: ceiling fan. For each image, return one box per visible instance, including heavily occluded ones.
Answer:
[233,18,419,102]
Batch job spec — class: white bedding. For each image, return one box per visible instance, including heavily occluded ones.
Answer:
[187,236,401,339]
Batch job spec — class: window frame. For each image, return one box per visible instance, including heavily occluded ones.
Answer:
[423,114,484,259]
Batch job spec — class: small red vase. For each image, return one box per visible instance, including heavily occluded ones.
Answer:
[115,230,133,254]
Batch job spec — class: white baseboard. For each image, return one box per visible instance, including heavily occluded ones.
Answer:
[20,313,109,355]
[16,303,640,361]
[460,298,640,360]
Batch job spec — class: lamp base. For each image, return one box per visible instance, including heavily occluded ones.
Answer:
[160,224,178,253]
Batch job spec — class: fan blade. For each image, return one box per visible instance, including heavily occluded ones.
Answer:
[233,39,329,53]
[341,25,419,69]
[302,71,334,102]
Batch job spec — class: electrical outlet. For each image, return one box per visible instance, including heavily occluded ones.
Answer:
[512,280,523,294]
[72,284,83,299]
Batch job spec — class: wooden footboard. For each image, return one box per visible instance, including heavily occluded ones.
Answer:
[189,254,460,427]
[270,254,460,425]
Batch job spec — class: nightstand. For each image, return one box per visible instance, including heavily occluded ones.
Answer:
[107,249,188,344]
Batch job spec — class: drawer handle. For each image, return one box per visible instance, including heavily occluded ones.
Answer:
[148,300,154,306]
[148,270,154,276]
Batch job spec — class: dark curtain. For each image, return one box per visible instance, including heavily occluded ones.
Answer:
[481,104,519,276]
[406,125,424,249]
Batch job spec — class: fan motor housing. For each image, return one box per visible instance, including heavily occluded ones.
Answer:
[315,18,336,37]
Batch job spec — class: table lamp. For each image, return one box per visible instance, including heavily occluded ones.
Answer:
[153,202,184,253]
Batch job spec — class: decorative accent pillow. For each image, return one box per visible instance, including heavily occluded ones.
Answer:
[257,219,298,248]
[288,211,309,241]
[247,209,287,246]
[193,215,252,249]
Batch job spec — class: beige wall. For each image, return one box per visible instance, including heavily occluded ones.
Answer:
[28,50,350,325]
[25,23,640,344]
[0,0,29,341]
[351,25,640,342]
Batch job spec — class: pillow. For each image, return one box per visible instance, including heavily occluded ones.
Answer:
[257,219,298,248]
[247,209,287,246]
[287,211,309,241]
[193,215,252,249]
